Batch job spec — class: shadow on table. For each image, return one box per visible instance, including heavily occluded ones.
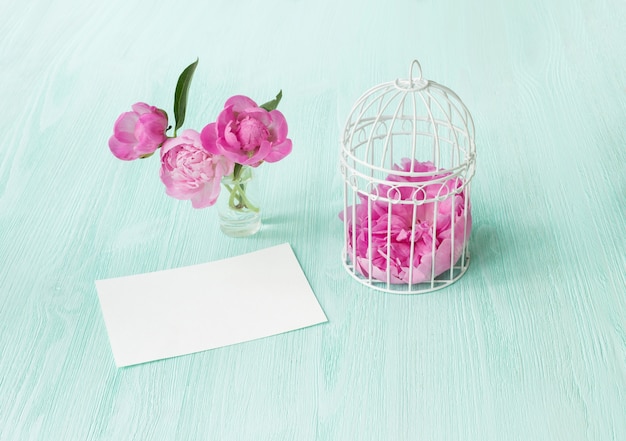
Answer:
[469,216,564,288]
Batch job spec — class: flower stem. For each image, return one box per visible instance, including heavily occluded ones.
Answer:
[224,164,259,213]
[233,163,243,181]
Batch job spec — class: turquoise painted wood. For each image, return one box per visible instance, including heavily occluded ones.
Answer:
[1,0,625,439]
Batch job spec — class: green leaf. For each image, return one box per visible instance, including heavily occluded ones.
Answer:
[173,59,199,136]
[259,90,282,111]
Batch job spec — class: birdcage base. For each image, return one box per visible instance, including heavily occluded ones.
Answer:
[341,253,470,295]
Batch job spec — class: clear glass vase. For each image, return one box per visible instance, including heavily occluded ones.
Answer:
[218,165,261,237]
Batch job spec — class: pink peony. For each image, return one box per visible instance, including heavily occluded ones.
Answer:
[159,129,234,209]
[342,159,471,284]
[200,95,292,167]
[109,102,168,160]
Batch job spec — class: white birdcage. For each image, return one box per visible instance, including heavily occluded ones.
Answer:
[340,60,476,294]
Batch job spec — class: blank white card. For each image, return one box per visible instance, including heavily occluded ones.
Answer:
[96,243,327,367]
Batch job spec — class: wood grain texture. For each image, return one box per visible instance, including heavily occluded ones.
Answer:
[1,0,625,440]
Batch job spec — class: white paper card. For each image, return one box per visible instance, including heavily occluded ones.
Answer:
[96,243,327,367]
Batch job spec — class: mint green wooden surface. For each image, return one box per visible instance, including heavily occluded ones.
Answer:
[1,0,625,439]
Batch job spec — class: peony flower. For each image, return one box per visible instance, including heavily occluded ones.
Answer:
[200,95,292,167]
[109,102,168,160]
[341,159,471,284]
[159,129,234,209]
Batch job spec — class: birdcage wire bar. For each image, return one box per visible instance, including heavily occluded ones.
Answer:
[340,60,476,294]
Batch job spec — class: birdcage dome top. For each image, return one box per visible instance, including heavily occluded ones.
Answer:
[341,60,476,181]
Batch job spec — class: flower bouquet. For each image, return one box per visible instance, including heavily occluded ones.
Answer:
[341,159,471,286]
[108,59,292,237]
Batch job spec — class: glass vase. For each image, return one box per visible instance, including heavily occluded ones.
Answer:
[218,165,261,237]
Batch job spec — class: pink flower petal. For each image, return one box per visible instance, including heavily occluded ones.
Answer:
[268,109,288,140]
[178,128,202,145]
[190,181,221,209]
[108,135,137,160]
[131,102,153,115]
[263,139,292,163]
[113,112,139,143]
[217,105,236,132]
[222,122,241,148]
[224,95,258,113]
[241,108,271,126]
[243,140,272,167]
[200,122,219,155]
[216,139,249,164]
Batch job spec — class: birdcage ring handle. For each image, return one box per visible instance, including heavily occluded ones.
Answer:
[395,59,428,90]
[409,59,423,84]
